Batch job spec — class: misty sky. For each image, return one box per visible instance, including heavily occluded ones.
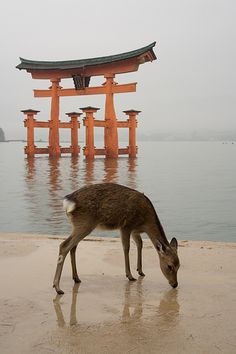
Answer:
[0,0,235,139]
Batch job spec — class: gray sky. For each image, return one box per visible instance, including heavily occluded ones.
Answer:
[0,0,235,139]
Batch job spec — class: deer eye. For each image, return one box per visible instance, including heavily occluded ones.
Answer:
[168,265,173,271]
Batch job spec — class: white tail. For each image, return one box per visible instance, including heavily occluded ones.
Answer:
[63,198,76,213]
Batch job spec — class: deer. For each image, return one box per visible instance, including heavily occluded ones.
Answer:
[53,183,180,294]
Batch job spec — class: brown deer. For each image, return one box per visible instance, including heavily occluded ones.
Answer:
[53,183,180,294]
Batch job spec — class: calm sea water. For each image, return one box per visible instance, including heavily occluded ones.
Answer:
[0,141,235,242]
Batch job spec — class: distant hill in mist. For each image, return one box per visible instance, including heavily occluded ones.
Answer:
[136,130,236,142]
[4,129,236,143]
[82,129,236,142]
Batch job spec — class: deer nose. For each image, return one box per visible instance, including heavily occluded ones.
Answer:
[171,282,178,288]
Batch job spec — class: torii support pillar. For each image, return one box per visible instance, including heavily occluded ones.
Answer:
[123,110,141,158]
[81,106,100,159]
[65,112,82,156]
[22,109,40,157]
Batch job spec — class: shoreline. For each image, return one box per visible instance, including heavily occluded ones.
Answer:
[1,231,236,248]
[0,232,236,353]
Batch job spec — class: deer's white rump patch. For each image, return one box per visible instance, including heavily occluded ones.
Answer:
[63,198,76,213]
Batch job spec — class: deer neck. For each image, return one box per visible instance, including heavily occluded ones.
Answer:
[147,224,170,250]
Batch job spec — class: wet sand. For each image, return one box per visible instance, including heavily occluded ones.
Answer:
[0,233,236,354]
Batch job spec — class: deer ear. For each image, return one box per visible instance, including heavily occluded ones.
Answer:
[156,241,166,254]
[170,237,178,250]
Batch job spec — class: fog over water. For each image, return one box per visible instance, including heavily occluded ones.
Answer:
[0,0,236,140]
[0,142,235,242]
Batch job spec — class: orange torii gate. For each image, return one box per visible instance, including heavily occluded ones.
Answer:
[17,42,156,158]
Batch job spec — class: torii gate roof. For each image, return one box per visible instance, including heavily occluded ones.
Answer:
[16,42,156,79]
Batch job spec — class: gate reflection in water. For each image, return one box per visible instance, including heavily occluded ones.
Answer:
[24,157,137,235]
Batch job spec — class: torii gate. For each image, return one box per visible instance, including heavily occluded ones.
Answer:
[17,42,156,158]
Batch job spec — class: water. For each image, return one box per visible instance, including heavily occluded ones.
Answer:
[0,141,235,242]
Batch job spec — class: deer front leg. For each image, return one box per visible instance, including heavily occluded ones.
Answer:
[70,246,81,283]
[53,235,76,295]
[132,232,145,276]
[53,224,94,294]
[121,228,136,281]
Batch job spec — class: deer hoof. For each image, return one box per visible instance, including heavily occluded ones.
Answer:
[138,271,145,277]
[127,275,137,281]
[73,277,81,283]
[53,284,64,295]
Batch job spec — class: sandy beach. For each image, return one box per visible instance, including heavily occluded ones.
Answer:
[0,232,236,354]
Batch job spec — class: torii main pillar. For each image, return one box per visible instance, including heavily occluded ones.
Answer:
[104,74,118,158]
[49,79,61,156]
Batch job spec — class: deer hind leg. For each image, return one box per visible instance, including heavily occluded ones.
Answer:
[53,224,94,294]
[70,245,80,283]
[121,228,136,281]
[132,232,145,277]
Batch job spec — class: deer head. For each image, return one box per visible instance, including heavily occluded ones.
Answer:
[156,238,180,288]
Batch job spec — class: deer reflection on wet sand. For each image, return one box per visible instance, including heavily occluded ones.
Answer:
[53,283,81,328]
[52,278,180,341]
